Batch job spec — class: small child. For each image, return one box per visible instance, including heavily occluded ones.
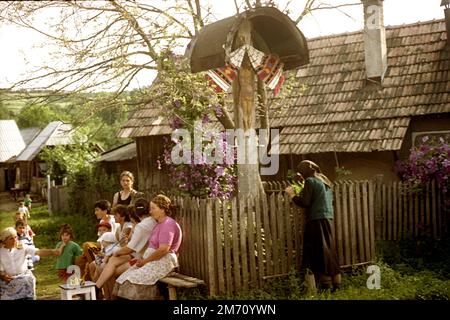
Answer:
[95,232,118,266]
[18,201,30,219]
[13,213,35,241]
[15,220,40,270]
[96,221,112,238]
[90,232,118,286]
[55,224,83,283]
[24,194,32,212]
[14,211,25,222]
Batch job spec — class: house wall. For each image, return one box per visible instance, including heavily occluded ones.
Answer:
[98,159,138,184]
[136,136,170,195]
[269,151,399,183]
[0,167,6,191]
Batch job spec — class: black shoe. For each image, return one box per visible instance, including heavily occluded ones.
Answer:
[318,282,332,294]
[332,283,341,293]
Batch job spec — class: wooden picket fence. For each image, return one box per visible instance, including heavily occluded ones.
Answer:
[263,179,448,241]
[174,195,305,297]
[376,179,447,240]
[332,180,375,267]
[175,179,447,296]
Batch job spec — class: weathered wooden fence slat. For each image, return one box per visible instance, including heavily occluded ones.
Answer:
[214,199,225,295]
[231,197,240,292]
[355,182,364,262]
[269,193,279,275]
[334,183,344,266]
[240,197,250,291]
[247,197,257,288]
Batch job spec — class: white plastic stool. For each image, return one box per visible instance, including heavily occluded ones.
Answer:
[59,281,97,300]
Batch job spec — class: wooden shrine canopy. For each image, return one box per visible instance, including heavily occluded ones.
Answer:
[186,6,310,73]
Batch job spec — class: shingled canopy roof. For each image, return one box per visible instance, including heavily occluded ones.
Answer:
[273,19,450,154]
[186,6,309,73]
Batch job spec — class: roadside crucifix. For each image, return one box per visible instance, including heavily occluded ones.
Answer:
[186,6,309,198]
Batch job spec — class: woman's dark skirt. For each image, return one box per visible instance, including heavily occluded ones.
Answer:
[302,218,340,276]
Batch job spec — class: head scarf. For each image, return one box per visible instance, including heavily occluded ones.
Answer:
[0,227,17,247]
[297,160,332,188]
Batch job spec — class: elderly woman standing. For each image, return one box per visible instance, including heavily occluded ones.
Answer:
[114,194,182,299]
[285,160,341,293]
[112,171,144,206]
[0,227,61,300]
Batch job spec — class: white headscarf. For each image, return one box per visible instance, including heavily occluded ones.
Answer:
[0,227,17,247]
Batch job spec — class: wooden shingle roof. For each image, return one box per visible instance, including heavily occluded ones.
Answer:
[117,102,171,138]
[120,20,449,154]
[274,19,450,154]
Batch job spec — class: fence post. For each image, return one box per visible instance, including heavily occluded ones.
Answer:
[47,175,52,215]
[205,199,216,297]
[374,174,383,240]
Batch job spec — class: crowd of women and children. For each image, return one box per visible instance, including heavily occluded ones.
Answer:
[1,159,341,300]
[0,171,182,300]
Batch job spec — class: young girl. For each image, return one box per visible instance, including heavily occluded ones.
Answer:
[55,224,83,282]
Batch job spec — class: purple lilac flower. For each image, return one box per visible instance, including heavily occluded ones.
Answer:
[173,100,182,109]
[202,114,211,124]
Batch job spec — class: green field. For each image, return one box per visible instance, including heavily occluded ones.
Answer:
[1,90,73,115]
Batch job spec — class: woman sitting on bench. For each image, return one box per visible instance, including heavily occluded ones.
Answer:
[95,198,156,299]
[114,194,182,300]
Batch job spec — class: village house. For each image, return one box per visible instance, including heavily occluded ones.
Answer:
[13,121,75,195]
[271,0,450,182]
[0,120,26,192]
[117,0,450,192]
[97,141,138,180]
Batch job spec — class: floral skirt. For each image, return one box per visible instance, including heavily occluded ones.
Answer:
[0,270,36,300]
[116,248,178,286]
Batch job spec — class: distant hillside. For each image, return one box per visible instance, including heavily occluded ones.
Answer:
[0,89,85,115]
[0,88,135,150]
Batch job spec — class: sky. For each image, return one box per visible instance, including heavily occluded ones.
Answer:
[0,0,445,90]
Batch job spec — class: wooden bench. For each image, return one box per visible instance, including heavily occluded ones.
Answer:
[158,272,205,300]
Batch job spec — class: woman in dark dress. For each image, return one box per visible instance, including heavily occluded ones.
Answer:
[285,160,341,293]
[112,171,144,206]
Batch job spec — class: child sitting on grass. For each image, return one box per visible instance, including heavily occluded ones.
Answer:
[55,224,83,283]
[13,213,35,243]
[15,220,40,270]
[17,201,30,219]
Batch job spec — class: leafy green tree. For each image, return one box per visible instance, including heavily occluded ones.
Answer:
[39,133,98,184]
[16,104,67,128]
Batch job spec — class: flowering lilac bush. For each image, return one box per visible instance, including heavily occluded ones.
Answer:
[154,59,237,199]
[161,133,237,199]
[395,136,450,205]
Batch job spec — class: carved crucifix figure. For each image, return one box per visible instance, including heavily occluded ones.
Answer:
[230,19,266,198]
[233,20,255,132]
